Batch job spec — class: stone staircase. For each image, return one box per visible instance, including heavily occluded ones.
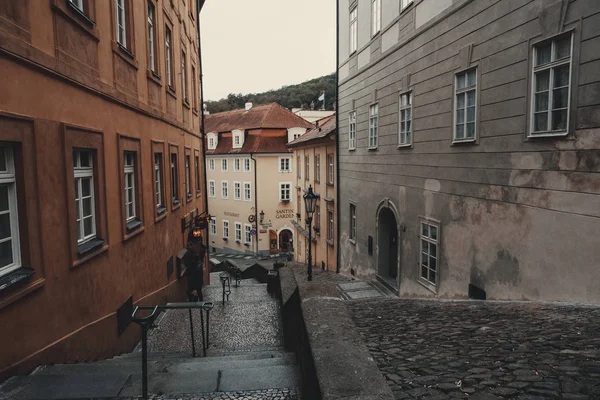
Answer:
[0,274,302,399]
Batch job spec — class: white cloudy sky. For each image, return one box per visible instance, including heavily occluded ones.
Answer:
[200,0,336,101]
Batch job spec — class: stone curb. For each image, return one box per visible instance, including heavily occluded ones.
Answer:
[279,266,394,400]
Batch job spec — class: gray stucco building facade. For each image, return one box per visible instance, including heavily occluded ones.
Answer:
[337,0,600,303]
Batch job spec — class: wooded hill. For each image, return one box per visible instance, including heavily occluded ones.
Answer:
[205,73,336,114]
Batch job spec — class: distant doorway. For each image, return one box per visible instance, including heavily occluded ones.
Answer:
[279,229,293,253]
[377,206,399,285]
[269,230,278,254]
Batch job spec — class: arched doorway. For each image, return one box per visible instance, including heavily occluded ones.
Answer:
[279,229,293,253]
[377,206,399,285]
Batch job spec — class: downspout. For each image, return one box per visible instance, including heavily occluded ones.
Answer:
[251,152,258,257]
[335,0,341,274]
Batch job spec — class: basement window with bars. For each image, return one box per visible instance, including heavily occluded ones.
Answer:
[531,34,573,136]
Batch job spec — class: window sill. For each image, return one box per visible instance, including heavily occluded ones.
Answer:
[367,147,378,151]
[0,267,36,296]
[417,278,438,294]
[167,86,177,99]
[527,130,569,139]
[51,0,98,41]
[172,198,181,211]
[0,277,45,311]
[348,148,356,151]
[156,206,168,223]
[183,100,191,109]
[326,182,334,187]
[147,69,162,86]
[397,143,412,149]
[349,238,356,245]
[451,138,476,146]
[193,108,199,116]
[326,239,334,246]
[126,219,143,233]
[186,193,193,202]
[73,239,108,269]
[196,190,201,198]
[280,200,290,204]
[112,42,138,70]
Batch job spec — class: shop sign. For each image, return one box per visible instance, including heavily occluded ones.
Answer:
[224,211,240,217]
[276,209,294,219]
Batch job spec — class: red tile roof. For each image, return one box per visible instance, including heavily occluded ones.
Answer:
[287,113,336,148]
[206,129,291,155]
[205,103,314,133]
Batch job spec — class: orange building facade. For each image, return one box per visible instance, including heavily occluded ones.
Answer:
[0,0,207,378]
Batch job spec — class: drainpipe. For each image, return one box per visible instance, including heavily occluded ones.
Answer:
[335,0,340,274]
[251,152,258,257]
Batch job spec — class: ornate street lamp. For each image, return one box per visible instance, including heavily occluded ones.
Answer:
[303,185,318,281]
[259,210,265,224]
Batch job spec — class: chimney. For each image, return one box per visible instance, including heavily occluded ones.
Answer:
[245,102,253,111]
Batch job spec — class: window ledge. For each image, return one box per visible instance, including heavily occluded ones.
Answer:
[196,190,201,198]
[112,42,138,70]
[349,148,356,152]
[527,131,569,139]
[172,198,181,211]
[193,108,199,116]
[326,239,334,246]
[397,143,412,149]
[451,138,477,146]
[126,219,143,233]
[51,0,99,41]
[167,86,177,99]
[187,192,193,202]
[417,278,438,294]
[156,206,168,223]
[367,147,378,151]
[0,267,36,295]
[349,238,356,245]
[78,238,105,257]
[147,69,162,85]
[0,278,45,311]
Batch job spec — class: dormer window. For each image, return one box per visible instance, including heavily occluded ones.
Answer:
[232,129,244,149]
[207,132,218,150]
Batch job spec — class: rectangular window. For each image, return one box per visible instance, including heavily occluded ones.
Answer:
[327,211,334,241]
[327,154,334,185]
[305,156,309,181]
[165,27,173,86]
[454,68,477,142]
[191,65,197,110]
[208,158,215,171]
[350,203,356,242]
[401,0,413,10]
[234,158,240,172]
[195,154,200,194]
[170,152,179,204]
[244,182,251,201]
[399,92,412,146]
[70,0,84,12]
[235,222,242,241]
[371,0,381,36]
[420,221,439,286]
[244,158,251,172]
[73,149,96,244]
[349,111,356,150]
[154,153,165,212]
[315,155,320,182]
[124,151,136,222]
[223,220,229,238]
[531,34,572,136]
[234,181,241,200]
[369,104,378,148]
[244,224,252,244]
[297,157,301,179]
[221,158,228,171]
[209,180,215,197]
[147,1,156,72]
[208,137,215,149]
[0,145,20,275]
[279,157,290,172]
[279,183,291,202]
[350,7,357,54]
[210,217,216,235]
[315,204,320,230]
[116,0,128,48]
[234,135,240,146]
[185,155,192,199]
[181,50,188,102]
[221,181,228,199]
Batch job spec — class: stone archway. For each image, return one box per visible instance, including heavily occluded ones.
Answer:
[278,229,293,253]
[376,199,401,288]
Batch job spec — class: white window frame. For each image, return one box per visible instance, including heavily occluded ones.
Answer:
[371,0,381,37]
[165,27,172,86]
[349,111,356,150]
[208,180,215,197]
[401,0,413,11]
[181,50,187,101]
[244,223,252,245]
[116,0,127,47]
[170,153,178,202]
[0,145,21,276]
[70,0,84,12]
[398,91,413,147]
[279,156,291,172]
[243,182,251,201]
[221,158,228,172]
[148,1,156,72]
[221,180,228,199]
[244,158,251,172]
[419,220,440,288]
[208,158,215,171]
[222,220,229,239]
[315,154,320,182]
[233,181,241,200]
[234,158,241,172]
[453,68,478,142]
[73,149,97,244]
[350,6,358,54]
[235,222,242,241]
[530,33,573,137]
[124,152,136,222]
[154,153,163,208]
[208,137,215,149]
[210,217,217,235]
[185,155,191,198]
[369,103,379,149]
[279,182,291,202]
[327,211,334,241]
[234,135,240,146]
[327,154,334,184]
[349,203,356,242]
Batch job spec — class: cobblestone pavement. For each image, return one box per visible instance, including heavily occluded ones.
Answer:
[108,388,299,399]
[348,298,600,399]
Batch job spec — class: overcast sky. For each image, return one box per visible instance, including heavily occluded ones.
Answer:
[200,0,336,101]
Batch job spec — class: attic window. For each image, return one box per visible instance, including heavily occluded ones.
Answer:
[209,137,215,149]
[234,135,240,146]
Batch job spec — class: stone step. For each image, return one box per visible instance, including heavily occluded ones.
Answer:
[115,348,289,362]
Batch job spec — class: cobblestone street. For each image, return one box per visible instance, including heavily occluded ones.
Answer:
[348,299,600,399]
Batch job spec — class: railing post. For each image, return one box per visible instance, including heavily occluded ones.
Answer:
[200,308,206,357]
[206,308,210,348]
[188,308,196,357]
[141,323,148,400]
